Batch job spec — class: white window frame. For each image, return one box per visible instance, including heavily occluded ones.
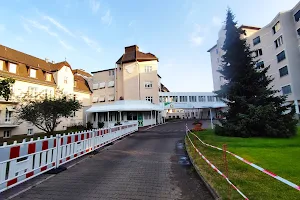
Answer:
[281,84,292,95]
[144,81,153,88]
[272,21,281,34]
[29,69,37,78]
[145,66,152,73]
[9,63,17,73]
[64,76,68,84]
[3,130,11,138]
[274,36,283,48]
[5,109,12,122]
[145,96,153,103]
[108,81,115,88]
[0,60,4,70]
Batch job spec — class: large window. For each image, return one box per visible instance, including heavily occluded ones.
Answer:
[277,51,286,63]
[294,10,300,22]
[169,96,178,102]
[9,63,17,73]
[27,129,33,135]
[279,66,288,77]
[29,69,36,78]
[272,21,281,34]
[144,81,153,88]
[282,85,292,95]
[145,96,153,103]
[145,66,152,73]
[179,96,187,102]
[207,96,215,102]
[253,36,261,46]
[198,96,206,102]
[5,108,12,122]
[274,36,283,48]
[3,130,11,138]
[189,96,197,102]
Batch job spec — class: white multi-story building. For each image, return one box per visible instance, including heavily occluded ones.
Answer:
[208,2,300,113]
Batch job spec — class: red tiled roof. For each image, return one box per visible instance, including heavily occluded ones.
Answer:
[116,45,158,64]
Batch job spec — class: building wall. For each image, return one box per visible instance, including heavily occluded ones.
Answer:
[53,66,74,94]
[92,69,115,104]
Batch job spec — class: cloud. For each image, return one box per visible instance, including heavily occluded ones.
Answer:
[189,23,206,46]
[59,40,74,50]
[0,24,5,32]
[23,23,32,33]
[81,35,101,53]
[128,20,135,27]
[89,0,100,14]
[16,36,25,42]
[24,18,58,37]
[101,10,112,26]
[212,16,222,26]
[43,15,76,38]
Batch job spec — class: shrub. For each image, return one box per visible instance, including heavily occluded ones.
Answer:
[86,121,93,130]
[98,121,105,129]
[114,121,122,126]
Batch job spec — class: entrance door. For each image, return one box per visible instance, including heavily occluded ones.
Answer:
[138,113,143,127]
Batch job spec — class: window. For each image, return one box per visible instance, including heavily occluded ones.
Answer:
[145,96,153,103]
[207,96,215,102]
[279,66,288,77]
[253,36,261,46]
[297,28,300,36]
[28,87,37,96]
[108,95,115,101]
[254,49,263,57]
[272,21,281,34]
[189,96,197,102]
[0,60,3,70]
[159,96,163,102]
[294,10,300,22]
[169,96,178,102]
[27,129,33,135]
[46,73,52,81]
[282,85,292,95]
[64,76,68,84]
[274,36,283,48]
[29,69,36,78]
[256,61,264,69]
[144,81,153,88]
[198,96,206,102]
[277,51,286,62]
[5,108,12,122]
[179,96,187,102]
[9,63,17,73]
[109,70,115,76]
[3,130,11,138]
[145,66,152,73]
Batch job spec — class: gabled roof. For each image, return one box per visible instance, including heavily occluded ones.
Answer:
[116,45,158,64]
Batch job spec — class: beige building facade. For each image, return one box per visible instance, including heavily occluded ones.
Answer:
[0,44,92,138]
[87,45,165,128]
[208,2,300,113]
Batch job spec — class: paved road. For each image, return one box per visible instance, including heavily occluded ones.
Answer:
[8,121,213,200]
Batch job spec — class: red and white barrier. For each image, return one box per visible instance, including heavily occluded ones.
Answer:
[0,122,138,193]
[186,129,249,199]
[186,125,300,192]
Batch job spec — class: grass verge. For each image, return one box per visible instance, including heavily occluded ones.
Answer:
[185,128,300,200]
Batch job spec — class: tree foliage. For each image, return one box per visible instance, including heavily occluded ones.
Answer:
[215,9,297,138]
[17,90,82,133]
[0,78,15,101]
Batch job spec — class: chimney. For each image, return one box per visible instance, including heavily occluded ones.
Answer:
[125,45,139,53]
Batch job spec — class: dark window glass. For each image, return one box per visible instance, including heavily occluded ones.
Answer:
[297,28,300,36]
[282,85,292,95]
[253,36,261,45]
[279,66,288,77]
[277,51,286,62]
[256,61,264,69]
[294,10,300,22]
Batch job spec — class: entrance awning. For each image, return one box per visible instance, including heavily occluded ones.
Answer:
[86,100,163,112]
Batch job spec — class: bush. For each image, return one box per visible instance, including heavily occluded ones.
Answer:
[98,121,104,129]
[86,121,93,130]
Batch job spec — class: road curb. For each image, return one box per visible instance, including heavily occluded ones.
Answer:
[184,136,221,200]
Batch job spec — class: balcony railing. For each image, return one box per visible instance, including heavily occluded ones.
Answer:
[0,119,20,127]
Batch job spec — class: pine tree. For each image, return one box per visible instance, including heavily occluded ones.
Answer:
[215,9,297,138]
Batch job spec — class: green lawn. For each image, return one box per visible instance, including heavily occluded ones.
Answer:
[186,128,300,200]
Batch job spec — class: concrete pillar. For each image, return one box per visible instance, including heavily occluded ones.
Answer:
[119,111,122,122]
[96,112,99,128]
[151,110,153,126]
[155,111,157,125]
[209,108,213,129]
[107,111,110,128]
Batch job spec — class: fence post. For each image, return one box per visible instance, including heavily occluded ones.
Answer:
[55,134,61,168]
[223,144,231,200]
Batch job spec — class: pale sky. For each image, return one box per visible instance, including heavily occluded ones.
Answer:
[0,0,298,92]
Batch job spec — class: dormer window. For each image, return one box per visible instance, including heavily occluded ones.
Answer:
[74,81,77,87]
[46,73,52,81]
[9,63,17,73]
[29,69,36,78]
[0,60,4,70]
